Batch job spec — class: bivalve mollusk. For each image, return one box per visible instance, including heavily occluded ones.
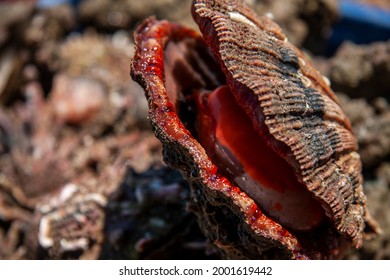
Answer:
[131,0,379,259]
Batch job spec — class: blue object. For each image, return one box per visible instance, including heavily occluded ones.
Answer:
[328,0,390,54]
[37,0,80,8]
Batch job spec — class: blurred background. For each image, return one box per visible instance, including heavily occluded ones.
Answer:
[0,0,389,259]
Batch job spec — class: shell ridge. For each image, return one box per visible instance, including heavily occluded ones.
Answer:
[193,0,368,246]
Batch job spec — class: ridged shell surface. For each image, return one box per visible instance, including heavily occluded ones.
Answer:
[192,0,367,247]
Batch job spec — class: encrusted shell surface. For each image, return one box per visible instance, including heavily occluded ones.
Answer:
[131,0,378,259]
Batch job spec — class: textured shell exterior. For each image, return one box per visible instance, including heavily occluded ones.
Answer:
[131,0,378,259]
[131,18,313,259]
[192,0,368,247]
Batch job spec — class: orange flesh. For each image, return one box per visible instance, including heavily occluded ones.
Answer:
[196,85,325,231]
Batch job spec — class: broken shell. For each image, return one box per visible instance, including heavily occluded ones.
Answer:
[131,0,378,259]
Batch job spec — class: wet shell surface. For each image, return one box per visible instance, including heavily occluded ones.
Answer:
[131,0,378,259]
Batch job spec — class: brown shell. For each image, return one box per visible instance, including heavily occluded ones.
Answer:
[131,0,378,259]
[192,0,369,246]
